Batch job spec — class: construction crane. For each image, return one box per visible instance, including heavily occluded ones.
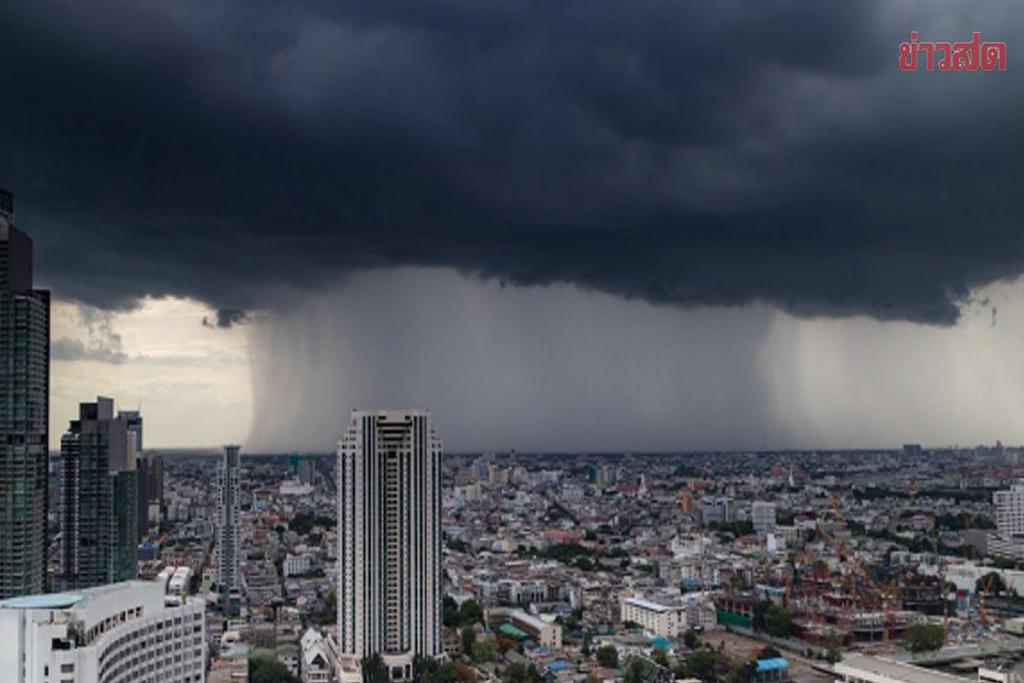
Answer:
[978,571,1000,627]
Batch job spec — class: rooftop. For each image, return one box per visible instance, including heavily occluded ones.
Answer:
[835,655,971,683]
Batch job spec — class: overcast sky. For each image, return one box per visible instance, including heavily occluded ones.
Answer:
[5,0,1024,450]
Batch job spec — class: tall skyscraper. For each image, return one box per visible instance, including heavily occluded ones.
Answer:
[118,409,147,542]
[216,444,241,610]
[58,397,138,589]
[337,410,443,679]
[0,188,50,599]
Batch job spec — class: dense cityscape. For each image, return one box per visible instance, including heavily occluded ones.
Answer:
[2,3,1024,682]
[10,189,1024,683]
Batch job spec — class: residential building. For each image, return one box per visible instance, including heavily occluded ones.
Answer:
[284,553,312,577]
[701,497,733,526]
[995,484,1024,538]
[58,398,138,589]
[0,189,50,599]
[337,410,444,679]
[620,596,683,638]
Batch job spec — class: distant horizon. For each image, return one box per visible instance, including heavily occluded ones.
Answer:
[45,442,1015,458]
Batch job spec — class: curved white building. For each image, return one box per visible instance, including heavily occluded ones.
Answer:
[0,580,206,683]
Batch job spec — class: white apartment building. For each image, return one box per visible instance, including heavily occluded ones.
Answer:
[994,484,1024,537]
[621,596,683,638]
[284,553,312,578]
[0,580,206,683]
[337,410,444,680]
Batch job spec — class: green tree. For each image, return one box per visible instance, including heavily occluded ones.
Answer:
[582,632,593,656]
[251,654,302,683]
[361,654,390,683]
[653,648,669,668]
[765,606,793,638]
[724,660,755,683]
[503,663,542,683]
[684,630,700,649]
[459,600,484,627]
[461,627,477,660]
[824,631,843,664]
[443,596,460,628]
[754,601,794,638]
[473,638,498,664]
[624,657,660,683]
[414,655,458,683]
[902,623,945,654]
[977,572,1007,595]
[596,645,619,668]
[678,648,724,682]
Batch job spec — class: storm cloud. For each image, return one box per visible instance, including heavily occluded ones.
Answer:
[2,0,1023,325]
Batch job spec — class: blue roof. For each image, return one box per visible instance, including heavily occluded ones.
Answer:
[0,592,86,610]
[756,658,789,673]
[547,661,569,672]
[651,637,672,649]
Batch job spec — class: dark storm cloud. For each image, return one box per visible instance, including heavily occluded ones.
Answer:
[3,0,1024,324]
[203,308,249,329]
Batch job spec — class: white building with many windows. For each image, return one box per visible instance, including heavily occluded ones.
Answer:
[621,596,683,638]
[995,484,1024,538]
[337,410,444,680]
[0,580,206,683]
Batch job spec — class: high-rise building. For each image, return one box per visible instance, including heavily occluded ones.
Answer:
[147,452,164,527]
[701,496,733,526]
[0,188,50,599]
[216,444,241,609]
[58,398,138,590]
[337,410,443,679]
[994,483,1024,538]
[0,579,206,683]
[118,410,147,542]
[752,501,777,536]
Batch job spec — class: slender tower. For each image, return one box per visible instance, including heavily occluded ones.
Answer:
[0,188,50,598]
[216,444,241,612]
[337,410,443,679]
